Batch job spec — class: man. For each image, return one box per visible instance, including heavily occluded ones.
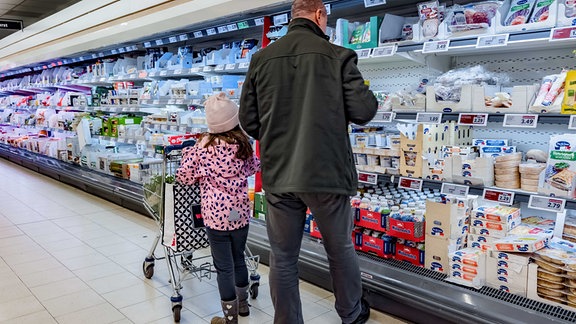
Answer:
[239,0,378,323]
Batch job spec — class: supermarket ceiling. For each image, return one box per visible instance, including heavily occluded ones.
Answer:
[0,0,81,40]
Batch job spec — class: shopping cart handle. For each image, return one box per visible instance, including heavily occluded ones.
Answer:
[164,140,197,154]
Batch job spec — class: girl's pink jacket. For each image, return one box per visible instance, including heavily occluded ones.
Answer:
[176,138,260,231]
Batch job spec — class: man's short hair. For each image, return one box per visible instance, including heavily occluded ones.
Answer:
[291,0,325,18]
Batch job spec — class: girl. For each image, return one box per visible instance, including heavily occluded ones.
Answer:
[176,93,260,324]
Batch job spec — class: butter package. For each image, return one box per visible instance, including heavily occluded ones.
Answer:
[479,145,517,158]
[468,233,497,251]
[447,248,486,288]
[472,214,521,232]
[473,139,509,146]
[450,248,484,267]
[473,206,521,223]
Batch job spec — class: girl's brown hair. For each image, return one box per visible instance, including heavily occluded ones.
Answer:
[202,125,254,160]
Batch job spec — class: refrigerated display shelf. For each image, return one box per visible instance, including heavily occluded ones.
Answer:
[0,143,147,216]
[246,221,576,324]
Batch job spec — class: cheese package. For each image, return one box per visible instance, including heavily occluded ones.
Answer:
[448,248,486,288]
[468,233,497,251]
[541,134,576,199]
[473,139,509,146]
[493,234,548,253]
[473,206,521,223]
[479,145,517,157]
[450,248,484,267]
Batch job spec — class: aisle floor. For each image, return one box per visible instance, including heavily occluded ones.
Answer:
[0,158,408,324]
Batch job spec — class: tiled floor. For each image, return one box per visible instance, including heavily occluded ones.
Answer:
[0,158,408,324]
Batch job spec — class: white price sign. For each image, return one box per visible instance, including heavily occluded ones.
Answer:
[416,112,442,124]
[441,183,469,197]
[273,13,289,26]
[373,111,395,123]
[178,34,189,41]
[130,107,138,112]
[155,39,164,46]
[422,40,450,54]
[503,114,538,128]
[127,139,135,144]
[122,107,129,112]
[458,113,488,127]
[371,45,397,58]
[148,71,157,77]
[159,70,168,76]
[167,99,176,104]
[254,18,265,26]
[355,49,372,59]
[398,177,423,191]
[190,67,201,73]
[482,188,515,206]
[206,28,217,36]
[227,24,239,32]
[203,66,213,72]
[179,126,188,132]
[153,100,160,105]
[476,34,509,48]
[169,36,178,43]
[117,138,126,143]
[570,115,576,130]
[215,65,225,71]
[529,195,566,213]
[358,172,378,185]
[176,99,184,105]
[194,31,203,38]
[238,62,250,69]
[170,125,178,131]
[173,69,183,75]
[364,0,386,7]
[225,64,236,70]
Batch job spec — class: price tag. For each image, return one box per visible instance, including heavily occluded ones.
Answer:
[422,40,450,54]
[168,99,176,105]
[238,62,250,69]
[225,63,236,70]
[110,107,118,112]
[144,42,152,48]
[194,31,203,38]
[190,67,201,73]
[91,54,98,59]
[109,138,116,143]
[364,0,386,7]
[173,69,183,75]
[99,77,106,82]
[111,49,118,55]
[254,18,265,26]
[192,99,202,105]
[169,36,178,43]
[178,34,188,41]
[148,71,157,77]
[398,177,423,191]
[206,28,217,36]
[355,49,372,59]
[217,26,228,34]
[358,172,378,185]
[529,195,566,213]
[155,39,164,46]
[170,125,178,131]
[416,112,442,124]
[176,99,184,105]
[227,24,238,32]
[129,74,136,79]
[373,111,395,123]
[122,107,129,112]
[215,65,225,71]
[325,4,331,15]
[159,70,168,76]
[203,66,213,72]
[476,34,509,48]
[482,189,515,206]
[458,113,488,127]
[118,47,126,53]
[569,115,576,130]
[441,183,469,197]
[371,45,397,58]
[117,138,126,143]
[130,107,138,112]
[273,13,289,26]
[179,126,188,132]
[503,114,538,128]
[153,100,160,105]
[550,26,576,42]
[238,21,250,29]
[127,139,135,144]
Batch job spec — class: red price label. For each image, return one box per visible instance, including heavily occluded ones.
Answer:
[398,177,423,191]
[358,172,378,185]
[550,26,576,42]
[458,113,488,126]
[483,189,514,205]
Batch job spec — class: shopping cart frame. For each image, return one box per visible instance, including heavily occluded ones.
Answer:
[140,142,260,322]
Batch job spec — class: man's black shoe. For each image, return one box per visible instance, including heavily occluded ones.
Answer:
[348,298,370,324]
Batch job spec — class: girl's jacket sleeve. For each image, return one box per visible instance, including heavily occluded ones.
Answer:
[176,146,202,185]
[242,154,261,178]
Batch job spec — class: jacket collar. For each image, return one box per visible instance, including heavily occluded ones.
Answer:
[288,18,330,41]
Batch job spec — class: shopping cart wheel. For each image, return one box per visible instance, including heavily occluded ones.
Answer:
[249,282,259,299]
[142,260,154,279]
[172,304,182,322]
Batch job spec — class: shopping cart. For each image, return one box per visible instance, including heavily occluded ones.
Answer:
[140,142,261,322]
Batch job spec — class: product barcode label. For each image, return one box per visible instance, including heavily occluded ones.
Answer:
[422,40,450,54]
[528,195,566,213]
[483,189,514,206]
